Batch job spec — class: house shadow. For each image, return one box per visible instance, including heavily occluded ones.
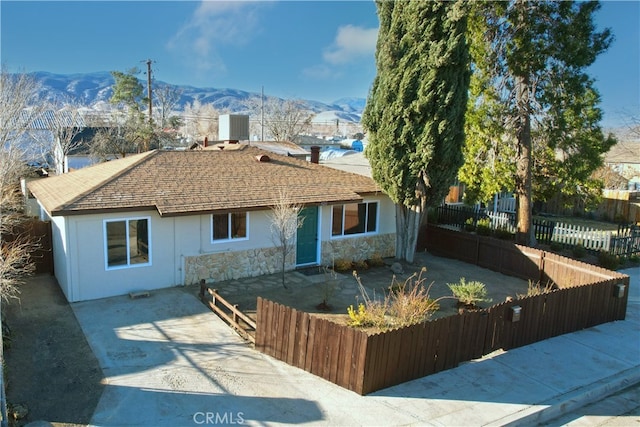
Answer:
[90,384,324,426]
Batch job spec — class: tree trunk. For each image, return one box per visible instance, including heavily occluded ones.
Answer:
[395,203,424,264]
[514,73,533,246]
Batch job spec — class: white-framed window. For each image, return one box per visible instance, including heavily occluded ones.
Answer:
[104,217,151,269]
[331,201,378,237]
[211,212,249,243]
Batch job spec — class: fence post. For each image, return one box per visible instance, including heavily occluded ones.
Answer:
[199,279,206,300]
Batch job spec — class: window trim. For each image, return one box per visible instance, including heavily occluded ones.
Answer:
[103,216,152,270]
[331,200,379,239]
[210,212,250,244]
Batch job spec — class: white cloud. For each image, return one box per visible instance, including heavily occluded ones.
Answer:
[323,25,377,65]
[302,64,342,80]
[166,1,264,75]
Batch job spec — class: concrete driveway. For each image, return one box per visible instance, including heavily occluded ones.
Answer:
[72,267,640,426]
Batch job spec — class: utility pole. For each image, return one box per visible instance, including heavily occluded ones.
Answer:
[145,59,153,125]
[261,86,264,142]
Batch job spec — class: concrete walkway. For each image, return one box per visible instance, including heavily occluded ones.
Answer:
[71,265,640,426]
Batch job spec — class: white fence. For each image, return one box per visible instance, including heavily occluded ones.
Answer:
[486,211,612,251]
[551,223,612,251]
[496,197,516,213]
[487,211,516,233]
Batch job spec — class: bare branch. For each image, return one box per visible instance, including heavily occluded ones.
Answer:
[268,189,305,288]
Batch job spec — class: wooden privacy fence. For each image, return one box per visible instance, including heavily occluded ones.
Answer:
[255,225,629,395]
[255,278,627,395]
[2,219,53,275]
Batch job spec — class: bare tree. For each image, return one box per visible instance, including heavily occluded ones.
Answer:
[42,106,86,174]
[269,189,305,289]
[87,112,141,161]
[0,69,44,301]
[153,83,183,129]
[181,100,221,143]
[245,96,312,142]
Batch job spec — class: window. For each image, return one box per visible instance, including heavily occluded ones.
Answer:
[331,201,378,237]
[105,217,151,269]
[212,212,248,242]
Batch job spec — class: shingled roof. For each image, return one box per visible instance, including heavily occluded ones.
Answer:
[27,145,382,217]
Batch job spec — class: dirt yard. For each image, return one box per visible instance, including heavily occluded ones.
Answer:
[212,251,531,325]
[2,274,104,426]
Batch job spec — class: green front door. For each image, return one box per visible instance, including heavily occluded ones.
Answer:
[296,207,318,265]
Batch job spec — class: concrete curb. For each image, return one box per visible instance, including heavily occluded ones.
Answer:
[490,366,640,426]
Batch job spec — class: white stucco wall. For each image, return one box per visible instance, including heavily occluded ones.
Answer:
[47,193,396,302]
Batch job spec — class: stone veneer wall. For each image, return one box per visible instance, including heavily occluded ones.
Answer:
[184,247,295,285]
[184,233,395,285]
[321,233,395,265]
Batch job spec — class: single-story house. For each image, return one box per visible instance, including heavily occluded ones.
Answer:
[27,143,396,302]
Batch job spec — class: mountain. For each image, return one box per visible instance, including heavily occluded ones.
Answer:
[30,71,365,122]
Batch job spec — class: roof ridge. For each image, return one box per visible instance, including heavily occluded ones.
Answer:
[58,150,159,211]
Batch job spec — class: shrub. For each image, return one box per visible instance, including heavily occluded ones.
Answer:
[476,218,491,235]
[353,260,369,270]
[464,217,475,232]
[448,278,493,307]
[598,251,620,270]
[367,253,386,268]
[494,226,514,240]
[347,303,373,327]
[550,241,563,252]
[628,255,640,265]
[334,259,353,272]
[572,244,586,259]
[517,280,556,299]
[348,268,447,329]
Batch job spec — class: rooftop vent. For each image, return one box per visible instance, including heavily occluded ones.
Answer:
[256,154,270,162]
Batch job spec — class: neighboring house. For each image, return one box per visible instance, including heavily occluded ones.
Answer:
[604,139,640,188]
[55,127,107,173]
[27,143,396,302]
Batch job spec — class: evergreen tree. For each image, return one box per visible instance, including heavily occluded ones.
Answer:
[110,68,146,112]
[459,1,615,243]
[109,68,155,152]
[362,0,470,262]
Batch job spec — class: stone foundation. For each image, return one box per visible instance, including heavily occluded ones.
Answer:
[184,247,295,285]
[184,234,395,285]
[321,233,395,265]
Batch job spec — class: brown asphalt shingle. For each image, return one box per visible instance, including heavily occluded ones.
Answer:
[28,146,382,217]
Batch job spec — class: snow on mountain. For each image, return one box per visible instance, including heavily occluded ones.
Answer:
[311,110,362,124]
[29,71,365,122]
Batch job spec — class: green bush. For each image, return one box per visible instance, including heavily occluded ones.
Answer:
[464,217,475,232]
[448,277,493,307]
[598,251,620,270]
[572,244,586,259]
[550,241,563,252]
[494,226,514,240]
[476,218,491,236]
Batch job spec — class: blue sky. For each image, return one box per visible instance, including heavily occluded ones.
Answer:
[1,1,638,128]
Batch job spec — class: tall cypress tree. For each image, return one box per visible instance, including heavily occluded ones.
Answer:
[459,1,615,243]
[363,0,470,262]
